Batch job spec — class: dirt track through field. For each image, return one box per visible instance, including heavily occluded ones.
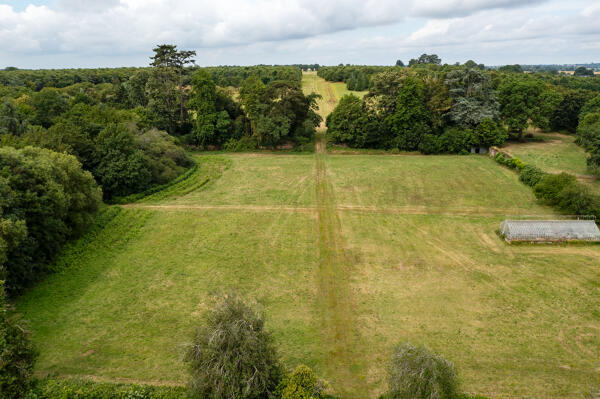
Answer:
[314,130,366,398]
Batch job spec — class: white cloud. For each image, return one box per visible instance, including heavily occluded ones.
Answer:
[0,0,597,67]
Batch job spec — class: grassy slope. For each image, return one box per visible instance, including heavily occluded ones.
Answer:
[503,132,600,194]
[16,74,600,399]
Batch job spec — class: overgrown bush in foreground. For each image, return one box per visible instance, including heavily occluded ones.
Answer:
[0,281,38,399]
[276,365,329,399]
[384,343,458,399]
[184,294,283,399]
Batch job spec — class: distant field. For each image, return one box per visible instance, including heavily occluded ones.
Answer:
[503,132,600,193]
[302,71,367,120]
[15,74,600,399]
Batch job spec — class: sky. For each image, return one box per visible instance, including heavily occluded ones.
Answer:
[0,0,599,69]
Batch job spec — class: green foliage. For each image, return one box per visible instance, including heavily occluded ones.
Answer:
[30,88,69,127]
[573,66,594,77]
[326,94,379,148]
[498,64,523,74]
[550,90,591,133]
[533,173,600,218]
[471,118,507,147]
[579,94,600,119]
[408,54,442,66]
[184,294,283,399]
[0,281,38,399]
[387,76,430,150]
[430,127,471,154]
[445,68,498,128]
[92,124,153,199]
[277,365,328,399]
[497,76,544,134]
[0,146,101,292]
[519,165,548,187]
[206,66,302,87]
[33,378,186,399]
[385,343,458,399]
[223,136,259,152]
[240,77,320,147]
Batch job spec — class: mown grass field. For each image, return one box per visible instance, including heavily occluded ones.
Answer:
[16,74,600,399]
[503,132,600,194]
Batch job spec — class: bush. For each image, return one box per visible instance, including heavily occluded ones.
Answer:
[184,294,283,399]
[519,165,548,187]
[436,127,471,154]
[222,135,259,152]
[277,365,328,399]
[533,173,577,204]
[385,343,458,399]
[0,282,38,399]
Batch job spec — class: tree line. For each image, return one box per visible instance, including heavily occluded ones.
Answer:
[325,62,600,166]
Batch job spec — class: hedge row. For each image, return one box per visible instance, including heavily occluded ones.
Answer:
[493,152,600,220]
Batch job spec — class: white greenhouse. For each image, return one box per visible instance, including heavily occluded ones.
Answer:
[500,220,600,242]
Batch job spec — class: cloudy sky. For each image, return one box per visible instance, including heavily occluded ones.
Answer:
[1,0,598,68]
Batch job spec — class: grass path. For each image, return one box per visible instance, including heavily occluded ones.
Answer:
[302,71,366,120]
[314,130,367,398]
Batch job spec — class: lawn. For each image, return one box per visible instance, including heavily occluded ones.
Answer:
[503,132,600,194]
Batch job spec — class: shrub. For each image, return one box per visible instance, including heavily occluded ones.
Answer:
[277,365,328,399]
[533,173,577,204]
[436,127,471,154]
[555,183,600,219]
[519,165,548,187]
[385,343,458,399]
[223,135,259,152]
[0,281,38,399]
[184,294,283,399]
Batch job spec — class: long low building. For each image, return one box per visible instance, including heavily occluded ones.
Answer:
[500,220,600,242]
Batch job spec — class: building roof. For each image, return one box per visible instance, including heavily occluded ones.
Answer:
[500,220,600,242]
